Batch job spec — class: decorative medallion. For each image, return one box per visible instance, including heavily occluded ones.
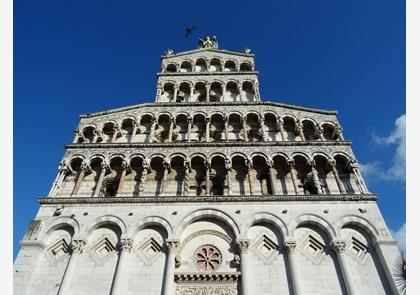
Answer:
[194,245,222,272]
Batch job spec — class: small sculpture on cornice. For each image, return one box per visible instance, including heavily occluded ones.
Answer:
[243,47,251,54]
[164,48,174,56]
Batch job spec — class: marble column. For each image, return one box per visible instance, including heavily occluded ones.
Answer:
[315,124,325,141]
[139,162,149,194]
[259,116,267,141]
[221,83,226,102]
[242,117,249,142]
[224,116,229,142]
[187,116,192,142]
[161,160,170,196]
[254,82,261,101]
[267,160,278,195]
[295,122,305,141]
[331,240,357,295]
[110,237,133,295]
[163,239,180,295]
[93,162,107,197]
[246,159,254,195]
[92,129,99,143]
[277,118,285,141]
[130,122,138,143]
[239,85,244,102]
[288,160,300,195]
[149,118,157,143]
[310,160,323,194]
[205,117,210,142]
[112,126,119,142]
[236,239,251,295]
[284,240,302,295]
[116,161,128,196]
[205,161,211,196]
[173,86,178,103]
[188,86,193,103]
[225,159,232,196]
[182,161,190,196]
[329,159,346,194]
[57,239,87,295]
[71,162,88,196]
[168,117,175,142]
[205,83,210,102]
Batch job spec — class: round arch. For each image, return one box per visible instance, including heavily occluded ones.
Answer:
[289,213,337,240]
[175,208,240,238]
[242,212,289,238]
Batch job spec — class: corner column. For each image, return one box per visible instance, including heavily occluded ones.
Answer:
[236,239,251,295]
[57,239,87,295]
[284,240,302,295]
[163,239,180,295]
[110,237,133,295]
[48,161,68,197]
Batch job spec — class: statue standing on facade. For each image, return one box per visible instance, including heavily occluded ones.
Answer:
[198,35,219,49]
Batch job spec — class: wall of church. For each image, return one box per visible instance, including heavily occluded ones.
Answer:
[14,201,401,295]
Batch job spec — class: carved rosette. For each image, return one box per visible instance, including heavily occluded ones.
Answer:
[331,240,347,253]
[71,239,87,254]
[283,240,297,254]
[194,245,222,272]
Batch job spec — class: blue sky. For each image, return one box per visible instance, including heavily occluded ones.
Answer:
[14,0,405,257]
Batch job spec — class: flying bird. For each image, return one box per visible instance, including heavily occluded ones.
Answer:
[185,26,196,38]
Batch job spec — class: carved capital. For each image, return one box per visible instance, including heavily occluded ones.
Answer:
[283,240,297,254]
[236,239,250,254]
[120,237,134,252]
[224,158,232,170]
[166,239,180,254]
[71,239,87,254]
[331,239,347,253]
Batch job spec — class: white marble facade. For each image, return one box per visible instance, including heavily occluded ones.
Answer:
[14,39,403,295]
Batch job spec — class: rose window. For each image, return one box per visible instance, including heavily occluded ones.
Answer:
[194,245,222,271]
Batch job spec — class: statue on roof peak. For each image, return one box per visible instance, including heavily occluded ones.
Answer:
[198,35,219,49]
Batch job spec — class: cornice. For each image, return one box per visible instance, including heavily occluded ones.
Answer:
[64,140,352,149]
[157,71,259,77]
[80,101,337,118]
[161,48,254,59]
[38,194,378,205]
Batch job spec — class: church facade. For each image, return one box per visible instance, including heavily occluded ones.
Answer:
[14,38,402,295]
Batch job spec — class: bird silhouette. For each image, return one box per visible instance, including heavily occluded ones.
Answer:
[185,26,196,38]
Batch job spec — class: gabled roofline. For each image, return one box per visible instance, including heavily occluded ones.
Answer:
[161,48,255,59]
[79,101,338,118]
